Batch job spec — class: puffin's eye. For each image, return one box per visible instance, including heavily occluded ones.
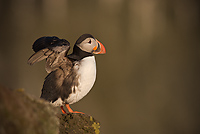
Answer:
[88,40,91,44]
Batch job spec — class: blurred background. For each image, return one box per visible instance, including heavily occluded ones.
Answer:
[0,0,200,133]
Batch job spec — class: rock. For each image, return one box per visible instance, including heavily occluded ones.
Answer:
[0,85,100,134]
[58,113,100,134]
[0,85,59,134]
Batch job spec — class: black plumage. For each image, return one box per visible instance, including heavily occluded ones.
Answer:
[41,60,78,103]
[75,34,94,44]
[32,36,70,52]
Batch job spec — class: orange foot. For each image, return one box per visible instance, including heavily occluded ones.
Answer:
[60,104,84,114]
[60,106,67,114]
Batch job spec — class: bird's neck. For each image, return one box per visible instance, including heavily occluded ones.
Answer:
[68,45,93,61]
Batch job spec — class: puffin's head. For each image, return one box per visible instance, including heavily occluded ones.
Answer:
[75,34,106,54]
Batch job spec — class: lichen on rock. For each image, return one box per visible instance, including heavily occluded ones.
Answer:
[58,113,100,134]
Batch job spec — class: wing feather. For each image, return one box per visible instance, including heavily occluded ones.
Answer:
[27,36,70,73]
[27,48,52,65]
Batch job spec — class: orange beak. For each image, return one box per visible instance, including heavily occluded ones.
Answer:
[93,40,106,54]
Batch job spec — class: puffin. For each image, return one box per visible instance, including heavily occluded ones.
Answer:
[27,34,106,114]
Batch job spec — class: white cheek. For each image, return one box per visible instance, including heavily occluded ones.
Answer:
[79,40,96,53]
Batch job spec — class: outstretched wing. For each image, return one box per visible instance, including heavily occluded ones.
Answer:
[27,36,70,73]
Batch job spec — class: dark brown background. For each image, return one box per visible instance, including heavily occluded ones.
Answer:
[0,0,200,133]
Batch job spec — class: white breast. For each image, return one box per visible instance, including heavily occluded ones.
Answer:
[66,56,96,104]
